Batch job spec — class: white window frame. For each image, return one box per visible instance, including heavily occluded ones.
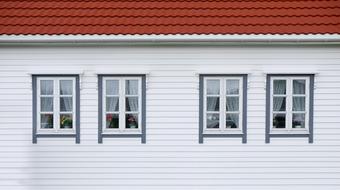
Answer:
[203,77,243,134]
[102,77,142,134]
[36,77,76,134]
[270,76,310,134]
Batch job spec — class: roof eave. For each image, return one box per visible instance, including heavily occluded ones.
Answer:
[1,34,340,44]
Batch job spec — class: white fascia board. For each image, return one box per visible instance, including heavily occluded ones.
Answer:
[1,34,340,43]
[94,69,150,75]
[27,70,84,75]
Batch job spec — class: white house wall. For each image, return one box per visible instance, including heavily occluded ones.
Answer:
[0,45,340,190]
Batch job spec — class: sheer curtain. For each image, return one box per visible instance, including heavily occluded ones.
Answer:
[293,97,305,111]
[41,80,53,95]
[107,97,119,112]
[273,80,286,111]
[226,97,239,127]
[126,80,139,112]
[41,98,53,112]
[207,97,219,111]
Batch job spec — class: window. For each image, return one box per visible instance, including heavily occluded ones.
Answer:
[266,74,314,143]
[98,75,146,143]
[32,75,80,143]
[199,75,247,143]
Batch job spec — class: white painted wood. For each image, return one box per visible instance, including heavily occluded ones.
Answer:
[0,46,340,189]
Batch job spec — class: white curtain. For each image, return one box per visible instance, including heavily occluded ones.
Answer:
[226,97,239,112]
[40,80,53,95]
[207,97,219,111]
[107,97,119,112]
[228,114,239,128]
[41,97,53,112]
[61,97,73,112]
[226,80,239,94]
[126,80,138,95]
[106,80,119,95]
[293,97,305,111]
[293,80,305,94]
[207,80,220,95]
[273,80,286,111]
[127,97,138,112]
[60,80,73,95]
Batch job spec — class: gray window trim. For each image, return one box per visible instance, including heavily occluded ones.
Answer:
[199,74,248,144]
[265,74,314,143]
[32,75,80,144]
[98,74,146,144]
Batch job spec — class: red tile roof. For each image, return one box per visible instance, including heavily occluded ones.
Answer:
[0,0,340,35]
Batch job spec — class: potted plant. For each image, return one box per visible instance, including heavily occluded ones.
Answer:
[61,115,73,129]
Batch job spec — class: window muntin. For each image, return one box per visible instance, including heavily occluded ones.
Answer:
[270,77,309,133]
[103,77,142,134]
[37,77,76,133]
[203,77,243,133]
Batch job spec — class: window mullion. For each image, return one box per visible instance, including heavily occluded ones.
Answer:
[55,79,59,132]
[287,78,292,131]
[120,79,125,131]
[220,78,225,131]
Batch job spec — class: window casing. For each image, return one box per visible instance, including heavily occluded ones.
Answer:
[266,74,314,143]
[98,75,146,143]
[32,75,80,144]
[199,75,247,143]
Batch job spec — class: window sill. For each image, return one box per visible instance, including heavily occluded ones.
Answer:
[270,129,309,135]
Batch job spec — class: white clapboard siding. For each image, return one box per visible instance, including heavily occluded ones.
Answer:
[0,46,340,190]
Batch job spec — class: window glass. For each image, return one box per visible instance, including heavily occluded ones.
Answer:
[126,114,138,128]
[273,113,286,128]
[106,80,119,95]
[207,80,220,95]
[273,80,286,94]
[60,114,73,129]
[207,113,219,128]
[41,97,53,112]
[40,80,53,95]
[60,80,73,95]
[293,80,306,94]
[106,114,119,129]
[106,97,119,112]
[226,80,239,95]
[226,97,239,112]
[293,97,305,111]
[207,97,219,111]
[126,80,138,95]
[226,114,239,128]
[292,113,305,128]
[126,97,138,112]
[273,97,286,111]
[40,114,53,129]
[60,97,73,112]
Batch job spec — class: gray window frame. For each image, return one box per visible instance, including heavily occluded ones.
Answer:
[199,74,248,144]
[98,74,146,144]
[32,75,80,144]
[266,74,314,143]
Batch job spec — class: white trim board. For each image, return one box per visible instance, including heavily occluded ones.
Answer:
[1,34,340,43]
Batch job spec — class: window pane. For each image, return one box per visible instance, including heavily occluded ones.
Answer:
[273,97,286,111]
[226,114,239,128]
[273,113,286,128]
[292,113,306,128]
[206,80,220,95]
[207,113,219,128]
[293,80,306,95]
[207,97,219,111]
[60,114,73,129]
[226,79,239,95]
[126,114,138,129]
[60,97,73,112]
[40,97,53,112]
[126,80,138,95]
[106,97,119,112]
[226,97,239,112]
[106,80,119,95]
[40,114,53,129]
[293,97,305,111]
[273,80,286,95]
[60,80,73,95]
[40,80,53,95]
[126,97,138,112]
[106,114,119,129]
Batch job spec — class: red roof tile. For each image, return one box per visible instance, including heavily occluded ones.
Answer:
[0,0,339,35]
